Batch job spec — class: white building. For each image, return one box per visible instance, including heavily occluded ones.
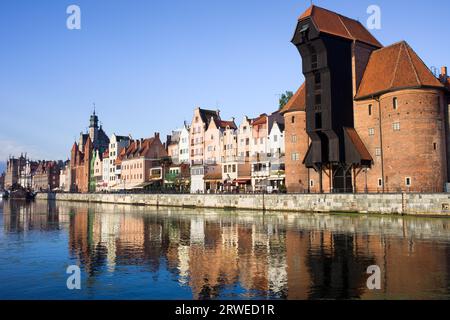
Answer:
[102,152,110,190]
[59,161,71,192]
[267,112,286,192]
[250,111,286,193]
[107,134,131,189]
[268,120,285,156]
[19,158,36,188]
[167,129,182,165]
[237,116,252,162]
[190,166,205,193]
[178,124,190,164]
[93,149,104,191]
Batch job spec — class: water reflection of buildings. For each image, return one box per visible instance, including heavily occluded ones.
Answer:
[1,200,68,232]
[1,200,449,299]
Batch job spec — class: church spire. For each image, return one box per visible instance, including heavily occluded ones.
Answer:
[90,103,98,129]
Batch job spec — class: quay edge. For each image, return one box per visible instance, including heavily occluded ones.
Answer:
[33,192,450,217]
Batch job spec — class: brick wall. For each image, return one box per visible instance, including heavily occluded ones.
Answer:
[354,89,447,192]
[283,110,325,193]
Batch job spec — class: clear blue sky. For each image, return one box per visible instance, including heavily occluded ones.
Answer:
[0,0,449,161]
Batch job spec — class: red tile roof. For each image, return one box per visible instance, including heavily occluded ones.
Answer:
[299,5,382,48]
[35,161,59,175]
[344,127,373,163]
[216,120,237,130]
[118,137,161,163]
[115,147,127,165]
[280,83,306,114]
[355,41,444,99]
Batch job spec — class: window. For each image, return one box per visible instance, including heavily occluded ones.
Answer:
[310,180,314,187]
[375,148,381,156]
[260,138,264,144]
[434,142,437,150]
[393,122,400,131]
[274,135,278,142]
[232,165,236,173]
[311,53,318,69]
[300,23,310,41]
[314,72,321,89]
[291,116,295,124]
[315,94,322,106]
[292,135,298,143]
[315,112,322,129]
[368,104,372,116]
[393,97,398,110]
[224,166,227,173]
[378,178,383,187]
[405,177,411,187]
[291,153,300,161]
[368,128,375,136]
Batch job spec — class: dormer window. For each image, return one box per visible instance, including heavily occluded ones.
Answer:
[300,24,310,42]
[300,24,309,33]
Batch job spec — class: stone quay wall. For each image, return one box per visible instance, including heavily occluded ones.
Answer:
[35,192,450,217]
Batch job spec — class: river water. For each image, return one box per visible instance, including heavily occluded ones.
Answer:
[0,199,449,300]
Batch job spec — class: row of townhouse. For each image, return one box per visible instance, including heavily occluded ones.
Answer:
[3,154,64,192]
[67,108,170,192]
[167,107,286,194]
[67,108,287,194]
[65,107,287,194]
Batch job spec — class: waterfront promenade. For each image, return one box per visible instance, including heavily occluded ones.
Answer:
[37,192,450,217]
